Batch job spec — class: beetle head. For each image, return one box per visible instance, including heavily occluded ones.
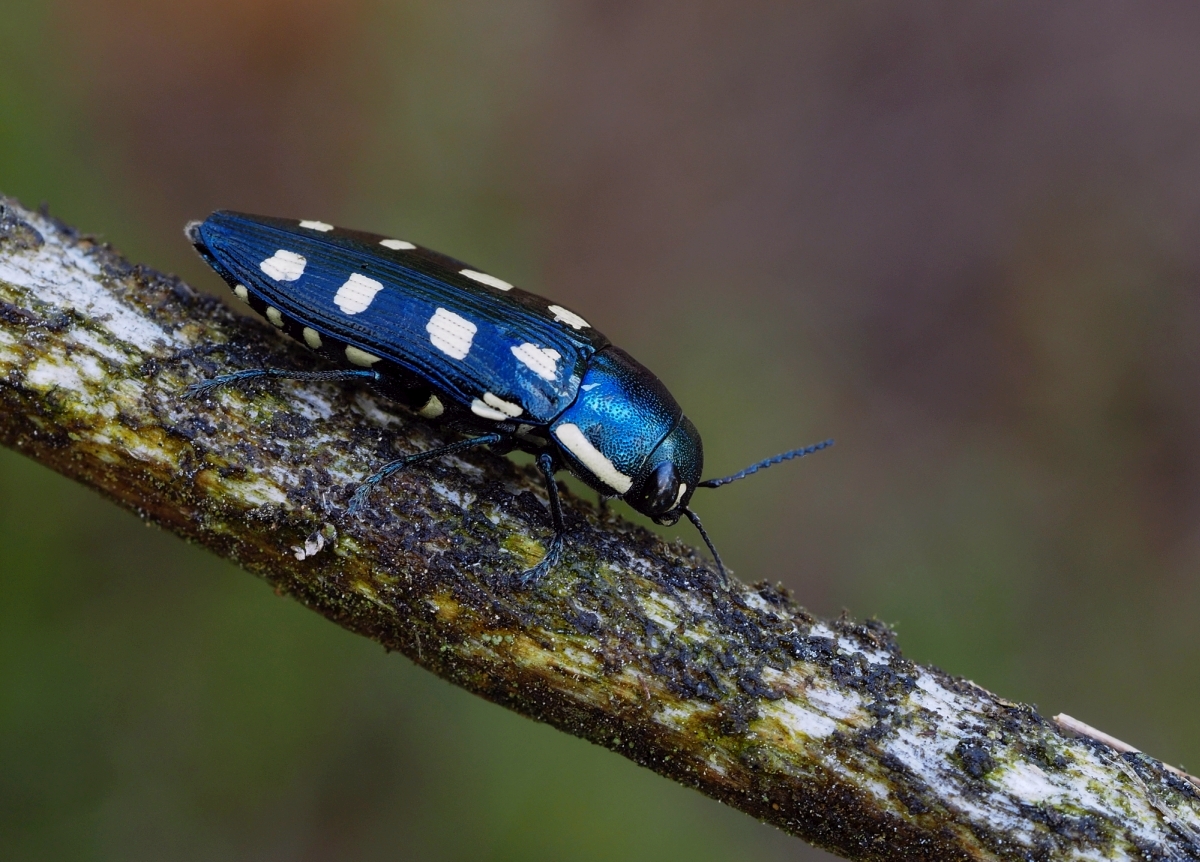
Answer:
[625,415,702,525]
[551,346,701,522]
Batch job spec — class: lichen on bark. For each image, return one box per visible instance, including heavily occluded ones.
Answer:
[0,197,1197,862]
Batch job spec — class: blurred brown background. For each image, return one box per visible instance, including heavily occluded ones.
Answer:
[2,2,1198,860]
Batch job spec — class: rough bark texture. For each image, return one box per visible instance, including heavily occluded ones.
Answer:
[0,197,1197,862]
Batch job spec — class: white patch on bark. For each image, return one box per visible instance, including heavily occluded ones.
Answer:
[126,443,173,465]
[353,391,402,427]
[69,328,129,364]
[431,481,474,508]
[0,215,178,352]
[293,531,326,560]
[25,360,85,392]
[805,679,866,721]
[289,388,334,421]
[759,698,839,740]
[638,594,684,631]
[223,477,289,507]
[876,671,1182,857]
[996,760,1060,803]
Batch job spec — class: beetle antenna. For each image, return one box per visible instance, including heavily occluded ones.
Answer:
[682,507,728,587]
[697,438,834,489]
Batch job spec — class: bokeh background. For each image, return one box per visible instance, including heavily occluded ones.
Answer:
[3,2,1199,860]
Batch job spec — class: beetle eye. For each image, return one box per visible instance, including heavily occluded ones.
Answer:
[643,461,680,516]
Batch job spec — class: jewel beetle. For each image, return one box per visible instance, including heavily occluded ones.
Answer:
[185,211,832,586]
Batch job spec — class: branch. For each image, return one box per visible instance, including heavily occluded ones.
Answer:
[1,196,1197,862]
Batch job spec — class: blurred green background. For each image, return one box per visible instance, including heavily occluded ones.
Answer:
[3,2,1199,860]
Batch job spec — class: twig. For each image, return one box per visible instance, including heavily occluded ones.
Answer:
[1056,714,1200,789]
[1,196,1197,862]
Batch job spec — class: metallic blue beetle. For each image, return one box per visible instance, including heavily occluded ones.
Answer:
[186,212,831,585]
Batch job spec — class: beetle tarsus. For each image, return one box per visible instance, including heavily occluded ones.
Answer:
[516,533,564,589]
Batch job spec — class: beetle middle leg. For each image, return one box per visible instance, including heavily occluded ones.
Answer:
[184,367,380,398]
[347,433,504,514]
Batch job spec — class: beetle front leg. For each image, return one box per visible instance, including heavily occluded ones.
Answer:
[516,452,566,588]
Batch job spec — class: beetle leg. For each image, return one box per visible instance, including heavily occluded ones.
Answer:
[185,367,379,398]
[516,452,566,588]
[347,433,503,514]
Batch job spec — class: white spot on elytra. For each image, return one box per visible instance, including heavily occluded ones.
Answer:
[580,382,598,391]
[299,220,333,232]
[233,284,250,302]
[548,305,589,329]
[484,392,522,417]
[345,346,381,366]
[302,327,322,349]
[259,249,306,281]
[418,394,444,418]
[460,269,513,291]
[380,238,415,250]
[266,306,284,328]
[426,308,476,360]
[334,273,384,315]
[470,399,507,421]
[511,343,561,381]
[553,422,632,493]
[470,392,523,421]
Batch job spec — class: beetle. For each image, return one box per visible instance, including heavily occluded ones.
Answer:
[184,212,832,586]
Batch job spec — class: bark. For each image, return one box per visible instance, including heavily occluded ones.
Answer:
[0,196,1197,862]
